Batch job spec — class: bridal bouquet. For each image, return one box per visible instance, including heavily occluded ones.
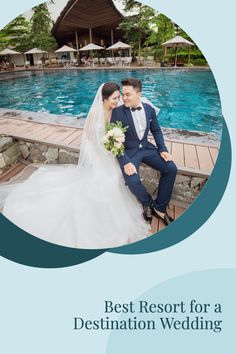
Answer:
[103,121,128,157]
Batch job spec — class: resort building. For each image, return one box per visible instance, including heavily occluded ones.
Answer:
[52,0,124,50]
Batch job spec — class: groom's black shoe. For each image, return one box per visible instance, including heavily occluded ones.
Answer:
[152,207,174,226]
[142,205,153,223]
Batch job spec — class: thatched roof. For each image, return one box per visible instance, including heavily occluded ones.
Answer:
[52,0,124,45]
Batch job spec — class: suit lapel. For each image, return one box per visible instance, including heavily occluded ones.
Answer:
[143,103,150,135]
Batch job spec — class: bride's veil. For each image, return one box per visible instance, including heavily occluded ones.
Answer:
[0,84,106,210]
[78,83,105,167]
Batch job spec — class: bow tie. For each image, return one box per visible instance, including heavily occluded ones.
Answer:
[131,106,142,112]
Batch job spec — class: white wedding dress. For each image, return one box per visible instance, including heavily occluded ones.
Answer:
[1,85,150,249]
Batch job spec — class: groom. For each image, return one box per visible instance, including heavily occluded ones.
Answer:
[111,78,177,225]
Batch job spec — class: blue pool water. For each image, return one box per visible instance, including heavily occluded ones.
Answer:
[0,69,223,136]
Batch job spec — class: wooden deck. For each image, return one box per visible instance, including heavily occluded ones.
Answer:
[0,116,219,178]
[150,203,185,233]
[0,117,83,150]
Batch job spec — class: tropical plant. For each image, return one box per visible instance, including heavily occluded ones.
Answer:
[29,1,57,51]
[0,15,30,52]
[144,14,175,62]
[119,0,157,62]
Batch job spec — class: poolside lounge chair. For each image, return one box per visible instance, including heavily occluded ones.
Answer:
[107,57,116,66]
[25,61,30,69]
[123,57,132,67]
[71,58,78,66]
[100,58,106,65]
[177,58,185,66]
[35,60,43,68]
[0,61,8,71]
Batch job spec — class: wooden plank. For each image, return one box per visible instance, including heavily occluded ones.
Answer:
[172,142,184,167]
[164,137,220,148]
[0,121,29,135]
[25,124,54,140]
[167,204,175,219]
[150,216,158,234]
[27,124,57,140]
[0,162,25,182]
[0,118,25,126]
[177,166,211,178]
[158,218,166,231]
[42,127,77,144]
[196,145,214,171]
[68,133,83,148]
[61,129,83,145]
[165,140,172,154]
[29,125,61,141]
[9,122,43,138]
[11,165,39,182]
[175,206,185,219]
[184,144,199,169]
[209,147,219,165]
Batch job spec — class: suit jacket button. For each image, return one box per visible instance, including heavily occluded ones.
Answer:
[139,144,142,148]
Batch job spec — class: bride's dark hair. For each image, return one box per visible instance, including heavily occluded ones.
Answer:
[102,82,120,101]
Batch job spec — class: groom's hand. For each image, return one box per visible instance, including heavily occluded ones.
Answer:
[124,163,137,176]
[160,151,172,162]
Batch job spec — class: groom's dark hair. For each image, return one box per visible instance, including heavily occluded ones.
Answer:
[121,78,142,92]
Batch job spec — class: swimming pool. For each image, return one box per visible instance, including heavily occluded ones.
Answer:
[0,69,223,136]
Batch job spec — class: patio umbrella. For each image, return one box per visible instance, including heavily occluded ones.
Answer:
[106,41,131,51]
[79,43,104,65]
[79,43,104,51]
[24,48,48,55]
[24,48,48,66]
[0,48,21,55]
[106,41,131,61]
[0,48,22,65]
[162,35,194,66]
[55,45,77,63]
[55,45,77,53]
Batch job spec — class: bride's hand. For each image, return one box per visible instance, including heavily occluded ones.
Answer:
[124,163,137,176]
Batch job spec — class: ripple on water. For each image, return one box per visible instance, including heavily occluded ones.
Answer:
[0,69,223,136]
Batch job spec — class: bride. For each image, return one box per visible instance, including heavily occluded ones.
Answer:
[1,83,150,249]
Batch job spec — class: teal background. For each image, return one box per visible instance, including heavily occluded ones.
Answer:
[0,1,235,353]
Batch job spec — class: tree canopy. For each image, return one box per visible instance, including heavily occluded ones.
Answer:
[0,1,57,52]
[0,15,30,52]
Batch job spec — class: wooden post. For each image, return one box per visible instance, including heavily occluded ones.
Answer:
[174,47,178,67]
[89,28,93,43]
[162,46,166,65]
[75,30,80,62]
[188,46,191,64]
[111,29,114,45]
[75,31,79,51]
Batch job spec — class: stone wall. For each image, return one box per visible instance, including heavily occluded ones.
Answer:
[0,136,22,174]
[0,136,80,173]
[140,164,207,208]
[0,135,207,207]
[18,141,79,165]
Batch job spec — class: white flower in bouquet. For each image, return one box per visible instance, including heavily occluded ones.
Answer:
[104,121,128,157]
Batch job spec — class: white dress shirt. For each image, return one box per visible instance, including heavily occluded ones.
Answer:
[130,102,146,140]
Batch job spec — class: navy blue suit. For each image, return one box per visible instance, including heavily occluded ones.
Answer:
[111,103,177,212]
